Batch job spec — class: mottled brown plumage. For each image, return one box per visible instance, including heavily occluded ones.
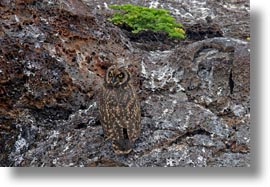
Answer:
[98,65,141,154]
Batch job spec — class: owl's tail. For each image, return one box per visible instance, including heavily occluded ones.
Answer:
[112,128,133,154]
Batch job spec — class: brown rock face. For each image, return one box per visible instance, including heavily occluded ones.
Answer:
[0,0,140,166]
[0,0,250,167]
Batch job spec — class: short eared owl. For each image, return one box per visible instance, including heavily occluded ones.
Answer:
[98,65,141,154]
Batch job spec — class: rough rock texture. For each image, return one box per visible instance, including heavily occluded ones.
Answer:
[0,0,250,167]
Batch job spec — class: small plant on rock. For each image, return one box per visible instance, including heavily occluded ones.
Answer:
[108,4,185,39]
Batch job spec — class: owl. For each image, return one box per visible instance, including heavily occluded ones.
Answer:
[98,65,141,154]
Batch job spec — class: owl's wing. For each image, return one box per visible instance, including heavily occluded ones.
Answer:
[118,86,141,143]
[128,99,141,143]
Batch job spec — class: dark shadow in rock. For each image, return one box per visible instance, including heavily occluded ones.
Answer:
[185,21,223,41]
[122,29,187,51]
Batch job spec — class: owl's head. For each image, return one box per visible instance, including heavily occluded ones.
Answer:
[104,65,131,87]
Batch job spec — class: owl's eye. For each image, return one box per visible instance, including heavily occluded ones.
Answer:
[108,72,113,77]
[118,73,125,79]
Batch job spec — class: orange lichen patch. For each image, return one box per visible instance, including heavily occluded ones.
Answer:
[89,55,113,76]
[0,0,139,116]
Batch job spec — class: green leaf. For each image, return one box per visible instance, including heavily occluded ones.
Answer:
[108,4,185,39]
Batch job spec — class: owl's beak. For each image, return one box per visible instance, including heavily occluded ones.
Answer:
[111,77,117,84]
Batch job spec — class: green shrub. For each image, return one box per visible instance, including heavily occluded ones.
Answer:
[108,4,185,39]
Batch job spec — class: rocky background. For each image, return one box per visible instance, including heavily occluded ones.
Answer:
[0,0,250,167]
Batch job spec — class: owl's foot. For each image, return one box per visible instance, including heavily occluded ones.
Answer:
[113,147,132,155]
[104,135,113,142]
